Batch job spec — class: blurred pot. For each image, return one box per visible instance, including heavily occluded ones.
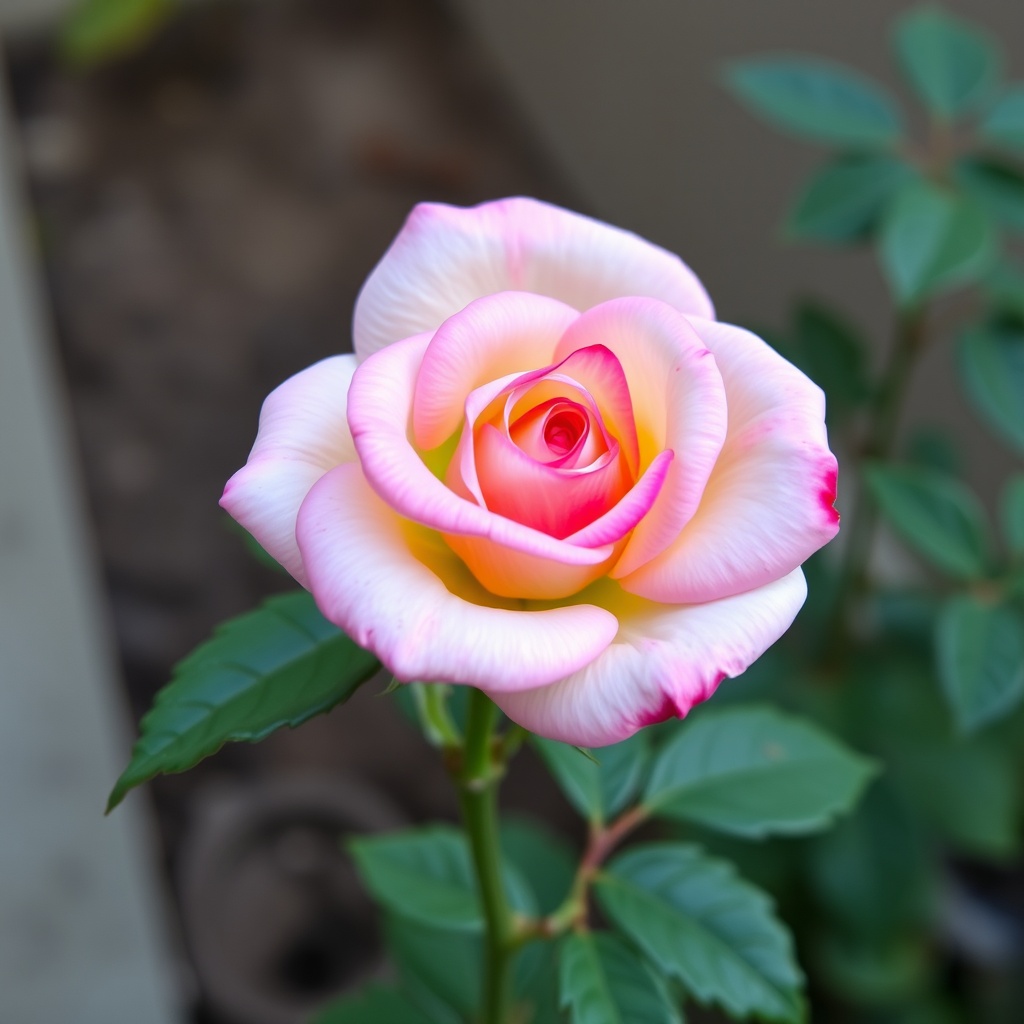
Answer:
[178,774,405,1024]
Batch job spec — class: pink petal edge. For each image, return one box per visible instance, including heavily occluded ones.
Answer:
[296,463,619,691]
[490,568,807,746]
[618,318,840,603]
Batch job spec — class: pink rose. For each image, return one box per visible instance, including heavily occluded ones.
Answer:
[222,198,839,746]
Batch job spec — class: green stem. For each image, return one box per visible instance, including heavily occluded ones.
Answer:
[414,682,462,749]
[458,689,514,1024]
[541,805,649,937]
[825,307,927,661]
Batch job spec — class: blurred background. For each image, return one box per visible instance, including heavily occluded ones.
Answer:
[1,1,1021,1022]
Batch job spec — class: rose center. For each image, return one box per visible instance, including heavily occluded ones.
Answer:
[507,392,602,468]
[443,344,641,560]
[543,405,587,456]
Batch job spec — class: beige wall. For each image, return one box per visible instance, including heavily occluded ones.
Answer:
[0,0,74,30]
[451,0,1023,497]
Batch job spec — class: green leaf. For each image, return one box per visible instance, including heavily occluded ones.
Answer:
[906,426,962,477]
[792,301,872,422]
[500,817,576,915]
[815,931,931,1007]
[533,733,649,824]
[385,914,563,1024]
[985,258,1024,320]
[980,84,1024,150]
[786,154,916,244]
[897,730,1019,857]
[643,705,877,838]
[517,944,563,1024]
[806,782,937,940]
[1002,475,1024,556]
[959,326,1024,454]
[310,983,441,1024]
[954,157,1024,232]
[892,7,1000,119]
[348,826,534,932]
[863,462,991,580]
[108,592,379,810]
[936,593,1024,733]
[384,916,478,1022]
[597,843,803,1023]
[60,0,173,67]
[725,57,903,147]
[846,651,1020,859]
[879,180,996,305]
[896,999,964,1024]
[558,932,682,1024]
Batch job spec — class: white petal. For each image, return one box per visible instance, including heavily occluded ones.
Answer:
[221,355,357,583]
[296,464,619,690]
[353,197,714,361]
[491,569,807,747]
[618,319,840,603]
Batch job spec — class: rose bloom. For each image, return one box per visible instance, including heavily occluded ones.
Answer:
[222,198,839,746]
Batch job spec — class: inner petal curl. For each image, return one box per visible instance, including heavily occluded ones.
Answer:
[446,344,638,540]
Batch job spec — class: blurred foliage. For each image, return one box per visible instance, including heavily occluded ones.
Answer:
[60,0,175,67]
[724,5,1024,1020]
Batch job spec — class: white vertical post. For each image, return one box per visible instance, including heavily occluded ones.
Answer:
[0,67,182,1024]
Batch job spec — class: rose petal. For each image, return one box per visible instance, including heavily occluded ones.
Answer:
[535,343,640,474]
[565,449,674,548]
[220,354,358,583]
[296,463,619,690]
[354,197,715,362]
[445,343,639,539]
[443,447,674,599]
[348,333,616,569]
[413,291,579,450]
[442,530,623,601]
[450,342,638,511]
[472,423,631,538]
[618,319,840,603]
[508,397,603,467]
[554,298,729,577]
[490,569,807,746]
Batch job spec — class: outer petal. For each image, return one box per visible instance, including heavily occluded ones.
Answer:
[490,569,807,747]
[555,298,729,577]
[619,319,840,603]
[348,332,615,569]
[296,464,619,690]
[353,197,714,361]
[220,355,357,584]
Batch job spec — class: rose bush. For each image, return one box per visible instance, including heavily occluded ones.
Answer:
[222,197,839,746]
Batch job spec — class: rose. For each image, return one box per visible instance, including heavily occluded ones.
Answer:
[222,198,839,746]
